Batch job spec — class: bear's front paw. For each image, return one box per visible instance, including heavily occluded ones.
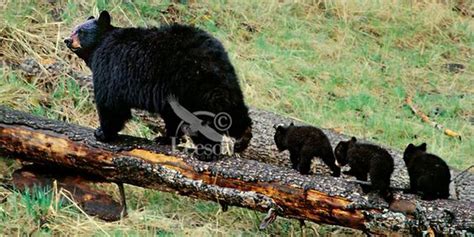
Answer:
[94,127,116,142]
[154,136,173,145]
[331,169,341,177]
[342,170,355,176]
[360,185,371,193]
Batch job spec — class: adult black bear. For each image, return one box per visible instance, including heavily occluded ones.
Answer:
[273,123,340,177]
[403,143,450,200]
[64,11,252,159]
[334,137,394,202]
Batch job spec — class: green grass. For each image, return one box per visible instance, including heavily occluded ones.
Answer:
[0,0,473,235]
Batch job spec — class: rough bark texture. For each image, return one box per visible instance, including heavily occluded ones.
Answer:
[0,106,473,235]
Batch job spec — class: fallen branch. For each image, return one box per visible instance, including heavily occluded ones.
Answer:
[405,96,461,139]
[11,166,124,221]
[0,106,473,235]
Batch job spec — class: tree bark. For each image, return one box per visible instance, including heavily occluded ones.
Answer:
[0,106,472,235]
[12,58,474,200]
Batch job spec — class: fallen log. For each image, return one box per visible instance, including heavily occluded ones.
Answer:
[10,58,474,200]
[0,106,473,235]
[11,166,124,221]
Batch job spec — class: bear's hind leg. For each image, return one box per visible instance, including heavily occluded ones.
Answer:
[95,105,131,142]
[439,183,450,199]
[154,120,180,145]
[355,173,370,193]
[289,150,300,170]
[297,147,314,175]
[154,106,181,145]
[418,175,443,200]
[404,173,418,194]
[370,170,392,202]
[319,150,341,177]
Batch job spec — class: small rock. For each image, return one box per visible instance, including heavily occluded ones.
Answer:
[20,58,40,75]
[443,63,465,73]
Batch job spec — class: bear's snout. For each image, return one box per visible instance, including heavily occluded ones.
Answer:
[64,34,81,50]
[64,38,72,47]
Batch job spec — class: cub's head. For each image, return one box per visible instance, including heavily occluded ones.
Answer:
[403,143,427,163]
[273,122,294,152]
[334,137,357,167]
[64,11,113,60]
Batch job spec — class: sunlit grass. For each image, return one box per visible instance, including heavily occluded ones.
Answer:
[0,0,472,235]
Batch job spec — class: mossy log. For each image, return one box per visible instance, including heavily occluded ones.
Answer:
[0,106,472,235]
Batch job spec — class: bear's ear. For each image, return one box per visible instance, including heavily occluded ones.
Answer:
[418,143,427,151]
[98,10,111,27]
[350,137,357,143]
[406,143,415,151]
[289,122,294,126]
[273,123,285,131]
[87,16,95,20]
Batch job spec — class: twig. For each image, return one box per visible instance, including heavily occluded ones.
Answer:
[405,96,461,140]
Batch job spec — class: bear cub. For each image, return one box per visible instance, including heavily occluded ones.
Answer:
[64,11,252,159]
[334,137,394,202]
[403,143,450,200]
[273,123,340,177]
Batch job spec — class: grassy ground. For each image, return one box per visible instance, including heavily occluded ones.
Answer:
[0,0,473,235]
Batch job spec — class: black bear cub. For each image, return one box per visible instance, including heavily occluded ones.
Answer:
[65,11,252,159]
[334,137,394,202]
[403,143,450,200]
[273,123,340,177]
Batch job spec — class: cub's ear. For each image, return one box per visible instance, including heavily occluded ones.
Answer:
[418,143,427,151]
[406,143,415,150]
[98,10,111,26]
[87,16,95,20]
[350,137,357,143]
[273,123,284,130]
[289,122,294,126]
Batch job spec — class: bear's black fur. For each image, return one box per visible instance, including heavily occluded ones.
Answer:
[65,11,252,158]
[334,137,394,202]
[403,143,450,200]
[273,123,340,177]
